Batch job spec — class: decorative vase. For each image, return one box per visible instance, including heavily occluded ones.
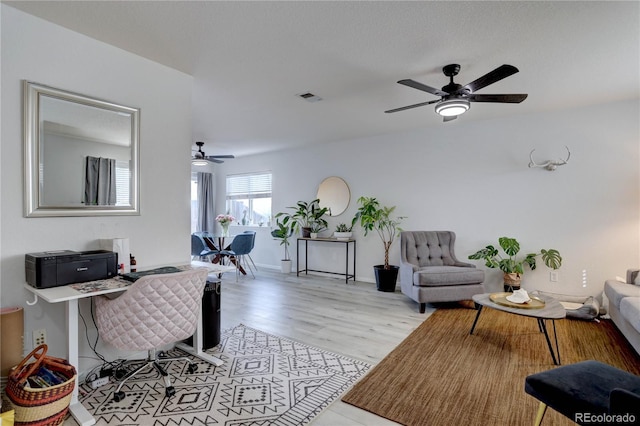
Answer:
[310,232,319,239]
[221,223,229,237]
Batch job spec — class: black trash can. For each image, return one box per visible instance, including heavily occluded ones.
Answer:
[186,277,221,349]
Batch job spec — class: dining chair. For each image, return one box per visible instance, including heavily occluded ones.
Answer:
[219,233,255,281]
[242,230,258,271]
[191,233,218,261]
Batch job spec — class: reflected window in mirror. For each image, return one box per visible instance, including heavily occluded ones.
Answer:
[24,81,140,217]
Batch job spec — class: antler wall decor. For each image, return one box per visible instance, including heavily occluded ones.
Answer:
[528,146,571,171]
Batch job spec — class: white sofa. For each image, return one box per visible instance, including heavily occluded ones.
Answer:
[604,269,640,355]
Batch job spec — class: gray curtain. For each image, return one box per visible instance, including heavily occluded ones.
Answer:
[84,156,116,205]
[197,172,215,233]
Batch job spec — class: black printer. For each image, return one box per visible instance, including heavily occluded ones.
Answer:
[25,250,118,288]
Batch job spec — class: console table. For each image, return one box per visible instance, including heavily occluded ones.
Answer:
[296,237,356,283]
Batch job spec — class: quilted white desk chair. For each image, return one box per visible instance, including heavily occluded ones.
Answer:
[95,268,208,401]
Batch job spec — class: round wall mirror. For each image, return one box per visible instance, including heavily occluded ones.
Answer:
[316,176,350,217]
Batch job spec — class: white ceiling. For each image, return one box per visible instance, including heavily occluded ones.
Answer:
[6,1,639,157]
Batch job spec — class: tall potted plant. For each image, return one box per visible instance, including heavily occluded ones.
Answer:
[468,237,562,291]
[276,199,328,238]
[270,218,294,273]
[352,196,405,292]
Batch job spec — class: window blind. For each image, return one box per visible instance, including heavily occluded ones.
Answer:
[226,172,272,200]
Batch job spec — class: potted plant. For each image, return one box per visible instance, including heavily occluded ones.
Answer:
[276,199,328,238]
[352,196,405,292]
[309,220,327,239]
[271,218,294,273]
[333,223,353,240]
[468,237,562,291]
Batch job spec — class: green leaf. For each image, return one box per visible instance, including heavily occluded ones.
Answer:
[541,249,562,269]
[499,237,520,257]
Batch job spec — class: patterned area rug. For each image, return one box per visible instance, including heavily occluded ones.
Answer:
[78,324,371,425]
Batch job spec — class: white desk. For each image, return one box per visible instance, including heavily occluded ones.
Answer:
[23,261,234,426]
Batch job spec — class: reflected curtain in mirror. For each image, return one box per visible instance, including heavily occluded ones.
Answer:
[197,172,215,234]
[84,156,116,205]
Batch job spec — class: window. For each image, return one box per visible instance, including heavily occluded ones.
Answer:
[226,172,272,226]
[115,161,130,206]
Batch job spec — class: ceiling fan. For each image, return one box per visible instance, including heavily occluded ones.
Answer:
[192,141,235,165]
[385,64,528,122]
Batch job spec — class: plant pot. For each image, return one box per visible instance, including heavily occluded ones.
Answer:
[334,231,352,240]
[301,227,311,238]
[281,259,292,274]
[310,232,318,239]
[503,272,522,291]
[374,265,399,292]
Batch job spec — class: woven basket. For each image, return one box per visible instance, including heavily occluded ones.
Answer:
[5,345,76,426]
[503,272,522,287]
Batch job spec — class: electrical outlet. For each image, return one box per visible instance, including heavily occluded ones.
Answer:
[550,271,558,282]
[33,329,46,347]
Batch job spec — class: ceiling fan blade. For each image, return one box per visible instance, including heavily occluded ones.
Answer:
[207,155,235,159]
[398,79,448,97]
[443,115,458,122]
[468,94,528,103]
[385,100,438,114]
[463,64,519,93]
[205,158,224,164]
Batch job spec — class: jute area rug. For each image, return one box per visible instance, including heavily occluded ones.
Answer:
[78,324,371,425]
[342,306,640,426]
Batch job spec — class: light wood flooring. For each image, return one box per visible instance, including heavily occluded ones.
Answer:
[219,268,433,425]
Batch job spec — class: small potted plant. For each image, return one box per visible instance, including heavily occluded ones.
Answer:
[270,218,294,273]
[276,199,328,238]
[333,223,353,240]
[468,236,562,291]
[352,196,405,292]
[310,220,327,239]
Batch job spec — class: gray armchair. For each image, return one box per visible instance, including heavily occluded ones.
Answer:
[400,231,485,313]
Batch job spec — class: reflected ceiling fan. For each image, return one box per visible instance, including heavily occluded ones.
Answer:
[385,64,528,122]
[192,141,235,165]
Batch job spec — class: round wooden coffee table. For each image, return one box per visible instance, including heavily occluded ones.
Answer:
[470,292,566,365]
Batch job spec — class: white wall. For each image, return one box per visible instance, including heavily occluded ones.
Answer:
[1,5,193,368]
[217,100,639,298]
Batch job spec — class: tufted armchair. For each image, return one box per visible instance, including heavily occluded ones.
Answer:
[95,268,208,401]
[400,231,485,313]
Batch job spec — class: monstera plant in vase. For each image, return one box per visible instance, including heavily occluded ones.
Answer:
[468,236,562,291]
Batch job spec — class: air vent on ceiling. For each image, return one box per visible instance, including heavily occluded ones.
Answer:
[297,92,322,103]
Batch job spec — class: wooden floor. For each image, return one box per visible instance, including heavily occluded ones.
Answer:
[219,268,432,426]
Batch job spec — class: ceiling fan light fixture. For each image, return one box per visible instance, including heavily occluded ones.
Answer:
[191,158,209,166]
[435,98,470,117]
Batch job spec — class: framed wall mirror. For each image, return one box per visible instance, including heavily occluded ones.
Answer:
[23,81,140,217]
[316,176,350,216]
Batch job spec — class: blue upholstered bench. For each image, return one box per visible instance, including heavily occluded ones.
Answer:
[524,360,640,425]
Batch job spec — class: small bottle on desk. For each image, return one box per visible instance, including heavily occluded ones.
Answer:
[130,254,137,272]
